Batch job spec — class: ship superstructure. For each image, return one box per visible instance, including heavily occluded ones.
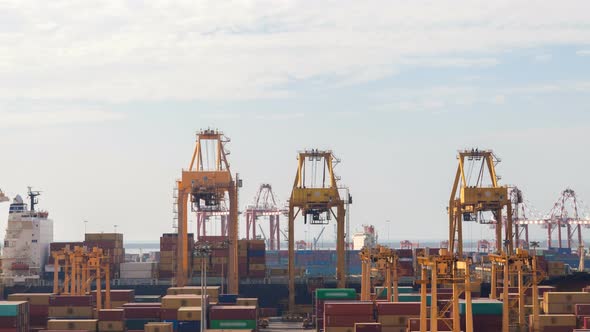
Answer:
[1,188,53,284]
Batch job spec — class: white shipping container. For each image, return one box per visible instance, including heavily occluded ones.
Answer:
[120,270,153,279]
[120,262,156,272]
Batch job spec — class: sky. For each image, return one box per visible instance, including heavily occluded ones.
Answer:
[1,1,590,246]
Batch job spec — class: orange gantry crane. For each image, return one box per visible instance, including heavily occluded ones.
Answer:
[52,246,111,310]
[359,245,399,302]
[176,129,240,293]
[287,149,348,312]
[448,149,512,255]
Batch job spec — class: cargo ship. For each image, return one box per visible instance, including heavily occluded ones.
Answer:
[0,188,53,285]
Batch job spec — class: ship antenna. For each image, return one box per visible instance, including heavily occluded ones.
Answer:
[27,186,41,211]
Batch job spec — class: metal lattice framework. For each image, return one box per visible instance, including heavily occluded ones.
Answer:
[244,184,287,250]
[540,188,590,250]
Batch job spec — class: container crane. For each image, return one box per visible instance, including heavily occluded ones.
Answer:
[488,249,544,332]
[359,245,399,302]
[448,149,512,255]
[245,184,287,250]
[287,149,348,312]
[52,246,112,310]
[417,249,474,332]
[541,188,590,250]
[176,129,241,293]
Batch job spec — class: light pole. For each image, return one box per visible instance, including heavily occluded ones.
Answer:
[84,220,88,234]
[114,224,118,234]
[386,220,391,246]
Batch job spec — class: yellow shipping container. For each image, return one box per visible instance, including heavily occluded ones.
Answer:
[543,292,590,304]
[236,298,258,307]
[162,295,207,309]
[49,306,94,318]
[144,322,174,332]
[543,302,574,314]
[167,286,220,297]
[48,319,98,332]
[98,321,125,332]
[377,314,418,327]
[249,264,265,271]
[8,293,53,305]
[531,314,576,327]
[177,306,202,321]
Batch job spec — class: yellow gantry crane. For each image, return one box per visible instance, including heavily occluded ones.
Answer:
[176,129,240,293]
[489,249,543,332]
[288,149,347,312]
[449,149,512,255]
[52,246,111,310]
[417,249,474,332]
[359,245,399,302]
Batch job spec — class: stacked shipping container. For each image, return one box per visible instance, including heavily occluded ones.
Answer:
[0,301,29,332]
[159,233,194,279]
[48,295,93,319]
[7,293,50,329]
[84,233,125,277]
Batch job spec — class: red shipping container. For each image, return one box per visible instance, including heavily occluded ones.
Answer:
[354,322,382,332]
[92,289,134,302]
[49,295,93,306]
[259,308,278,317]
[124,306,161,319]
[0,317,18,327]
[376,302,420,315]
[324,302,374,316]
[324,315,374,327]
[29,315,48,326]
[122,303,162,308]
[577,304,590,316]
[160,308,178,320]
[586,316,590,328]
[98,309,125,321]
[30,305,49,316]
[209,306,257,320]
[408,318,450,331]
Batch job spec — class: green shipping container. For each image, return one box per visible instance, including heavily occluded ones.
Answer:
[394,294,431,306]
[0,302,20,317]
[375,286,414,298]
[210,319,257,329]
[459,300,503,315]
[316,288,357,300]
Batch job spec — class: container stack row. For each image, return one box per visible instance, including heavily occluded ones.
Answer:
[159,233,195,279]
[84,233,125,277]
[0,301,29,332]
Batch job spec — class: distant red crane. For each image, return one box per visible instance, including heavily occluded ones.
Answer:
[541,188,590,250]
[244,184,287,250]
[400,240,419,250]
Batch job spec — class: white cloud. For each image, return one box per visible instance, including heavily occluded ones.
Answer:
[0,1,590,101]
[0,110,124,128]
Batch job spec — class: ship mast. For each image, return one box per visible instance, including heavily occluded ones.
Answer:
[27,187,41,211]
